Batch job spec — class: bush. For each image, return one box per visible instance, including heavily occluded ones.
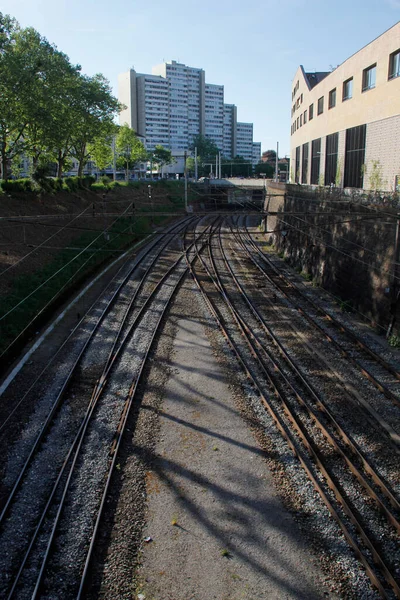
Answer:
[1,178,34,193]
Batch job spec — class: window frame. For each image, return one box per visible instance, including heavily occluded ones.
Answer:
[317,96,324,115]
[342,77,353,101]
[303,110,307,124]
[328,88,336,109]
[309,103,314,120]
[388,49,400,81]
[362,63,377,92]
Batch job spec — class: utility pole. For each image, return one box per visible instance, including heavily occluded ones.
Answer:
[112,135,116,181]
[184,150,188,212]
[275,141,279,182]
[215,155,218,179]
[219,151,222,179]
[195,146,198,180]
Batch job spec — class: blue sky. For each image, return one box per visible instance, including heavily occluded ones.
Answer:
[3,0,399,156]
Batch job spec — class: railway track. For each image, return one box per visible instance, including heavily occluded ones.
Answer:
[186,217,400,599]
[0,216,218,598]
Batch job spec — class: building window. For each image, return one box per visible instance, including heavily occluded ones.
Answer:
[295,146,301,183]
[311,138,321,185]
[300,114,303,126]
[304,110,307,124]
[309,103,314,120]
[344,124,366,188]
[325,132,339,185]
[362,64,376,91]
[297,117,299,128]
[328,88,336,109]
[342,77,353,101]
[300,93,303,103]
[388,49,400,80]
[317,96,324,115]
[302,142,309,184]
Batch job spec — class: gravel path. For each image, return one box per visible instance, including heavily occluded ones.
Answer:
[136,314,329,600]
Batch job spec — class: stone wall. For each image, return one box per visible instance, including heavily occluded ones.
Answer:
[265,184,399,332]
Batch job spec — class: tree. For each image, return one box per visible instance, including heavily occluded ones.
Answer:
[254,162,274,178]
[88,129,116,174]
[150,145,173,177]
[116,124,147,180]
[262,149,276,163]
[70,74,121,177]
[189,134,220,158]
[221,156,252,178]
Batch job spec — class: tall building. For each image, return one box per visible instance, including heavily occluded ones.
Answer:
[252,142,261,166]
[204,83,224,151]
[118,60,261,170]
[290,22,400,191]
[152,61,205,152]
[223,104,237,159]
[236,122,254,162]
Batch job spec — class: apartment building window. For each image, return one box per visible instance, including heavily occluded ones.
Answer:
[388,49,400,80]
[297,117,299,128]
[362,64,376,91]
[317,97,324,115]
[309,103,314,120]
[344,124,366,188]
[304,110,307,124]
[311,138,321,185]
[300,114,303,127]
[302,142,309,184]
[342,77,353,101]
[325,132,339,185]
[295,146,301,183]
[328,88,336,109]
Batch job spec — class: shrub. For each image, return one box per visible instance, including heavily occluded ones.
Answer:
[1,178,34,193]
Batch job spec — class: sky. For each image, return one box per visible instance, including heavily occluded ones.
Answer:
[2,0,399,157]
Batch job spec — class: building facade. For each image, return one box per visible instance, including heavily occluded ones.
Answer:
[118,61,261,168]
[236,122,254,162]
[252,142,261,166]
[290,22,400,191]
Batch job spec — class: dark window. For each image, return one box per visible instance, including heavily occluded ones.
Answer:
[362,64,376,91]
[311,138,321,185]
[325,132,339,185]
[309,103,314,120]
[328,88,336,109]
[302,142,309,184]
[317,96,324,115]
[304,110,307,124]
[344,124,366,188]
[389,49,400,80]
[297,117,299,128]
[343,77,353,100]
[295,146,301,183]
[300,93,303,103]
[300,114,303,126]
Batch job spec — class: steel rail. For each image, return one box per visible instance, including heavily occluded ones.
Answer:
[7,218,214,599]
[75,218,218,599]
[185,225,392,599]
[243,221,400,390]
[0,217,194,524]
[215,225,400,528]
[232,220,400,447]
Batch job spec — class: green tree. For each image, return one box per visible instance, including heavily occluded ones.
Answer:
[151,145,173,177]
[88,130,116,174]
[116,124,147,180]
[70,74,121,177]
[221,156,252,177]
[189,134,220,159]
[254,162,274,178]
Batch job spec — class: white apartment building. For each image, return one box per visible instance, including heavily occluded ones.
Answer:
[152,61,205,152]
[236,122,254,161]
[118,61,261,171]
[223,104,237,159]
[204,83,224,152]
[290,21,400,191]
[252,142,261,166]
